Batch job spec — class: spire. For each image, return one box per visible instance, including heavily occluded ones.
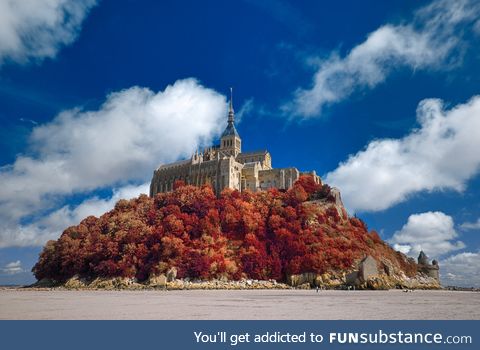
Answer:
[221,87,240,138]
[228,87,234,124]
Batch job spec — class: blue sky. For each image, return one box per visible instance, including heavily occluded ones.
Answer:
[1,0,480,286]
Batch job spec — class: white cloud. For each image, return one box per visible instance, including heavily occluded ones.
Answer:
[440,251,480,287]
[460,218,480,230]
[235,98,254,124]
[325,96,480,212]
[2,183,150,248]
[1,260,24,275]
[0,0,96,65]
[0,79,227,247]
[285,0,480,118]
[390,211,465,259]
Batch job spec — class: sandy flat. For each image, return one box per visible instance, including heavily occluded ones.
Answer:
[0,289,479,320]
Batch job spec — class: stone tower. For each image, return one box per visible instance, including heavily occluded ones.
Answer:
[417,250,440,281]
[220,88,241,157]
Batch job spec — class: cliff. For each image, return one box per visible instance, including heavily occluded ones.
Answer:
[32,176,439,290]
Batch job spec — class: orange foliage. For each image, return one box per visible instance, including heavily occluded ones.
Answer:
[33,179,416,282]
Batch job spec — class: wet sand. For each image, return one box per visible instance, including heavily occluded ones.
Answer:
[0,289,479,320]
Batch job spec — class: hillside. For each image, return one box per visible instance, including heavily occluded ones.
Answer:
[32,176,439,289]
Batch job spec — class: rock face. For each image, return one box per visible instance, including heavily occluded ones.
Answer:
[31,277,291,290]
[330,187,343,207]
[286,272,317,287]
[286,272,344,289]
[342,255,442,290]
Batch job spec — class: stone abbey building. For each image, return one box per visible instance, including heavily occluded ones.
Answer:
[150,93,320,197]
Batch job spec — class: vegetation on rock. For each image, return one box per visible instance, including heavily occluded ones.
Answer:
[33,176,417,284]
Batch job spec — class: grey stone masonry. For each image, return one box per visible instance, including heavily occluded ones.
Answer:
[417,251,440,281]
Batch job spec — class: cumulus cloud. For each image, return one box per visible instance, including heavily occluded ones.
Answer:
[1,260,24,275]
[440,251,480,287]
[0,0,96,65]
[285,0,480,118]
[460,218,480,230]
[390,211,465,259]
[325,96,480,212]
[0,79,227,247]
[2,183,150,248]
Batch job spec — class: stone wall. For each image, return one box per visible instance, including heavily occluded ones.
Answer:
[258,167,299,191]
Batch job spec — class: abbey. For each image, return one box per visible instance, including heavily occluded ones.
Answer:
[150,92,320,197]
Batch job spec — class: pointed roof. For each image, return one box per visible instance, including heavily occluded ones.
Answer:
[418,251,429,265]
[221,87,240,138]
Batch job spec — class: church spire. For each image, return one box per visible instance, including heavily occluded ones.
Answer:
[220,87,241,156]
[228,87,234,125]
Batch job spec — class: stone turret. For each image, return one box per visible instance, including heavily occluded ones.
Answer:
[417,251,440,281]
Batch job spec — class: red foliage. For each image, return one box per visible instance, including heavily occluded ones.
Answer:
[32,184,416,282]
[295,175,321,195]
[173,180,186,190]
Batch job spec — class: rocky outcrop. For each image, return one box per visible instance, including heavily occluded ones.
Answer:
[30,180,442,291]
[32,278,60,288]
[165,279,289,290]
[286,272,317,287]
[343,255,441,290]
[31,277,291,290]
[148,274,167,288]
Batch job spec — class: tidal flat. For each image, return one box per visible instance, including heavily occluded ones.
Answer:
[0,289,479,320]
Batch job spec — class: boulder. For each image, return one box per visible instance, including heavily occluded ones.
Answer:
[365,276,391,290]
[166,267,177,282]
[88,277,116,289]
[64,275,86,289]
[286,272,317,287]
[148,274,167,287]
[297,282,311,289]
